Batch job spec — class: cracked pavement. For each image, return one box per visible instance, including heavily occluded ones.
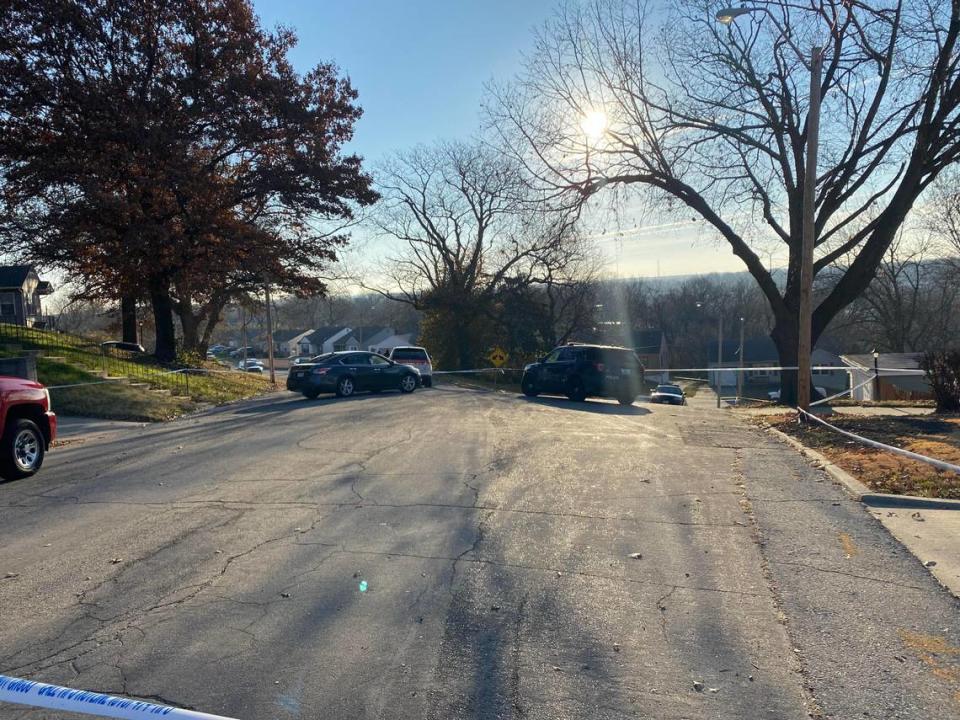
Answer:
[1,385,958,719]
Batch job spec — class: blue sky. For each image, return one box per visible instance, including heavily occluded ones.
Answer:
[251,1,766,278]
[253,0,558,162]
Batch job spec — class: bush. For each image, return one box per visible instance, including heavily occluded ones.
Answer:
[920,350,960,413]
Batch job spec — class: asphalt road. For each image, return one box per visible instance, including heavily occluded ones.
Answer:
[1,385,958,719]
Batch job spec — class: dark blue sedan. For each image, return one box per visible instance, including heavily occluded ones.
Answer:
[286,351,420,399]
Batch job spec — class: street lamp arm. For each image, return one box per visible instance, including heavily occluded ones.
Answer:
[716,6,810,69]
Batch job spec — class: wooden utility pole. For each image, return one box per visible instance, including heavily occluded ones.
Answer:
[264,284,276,385]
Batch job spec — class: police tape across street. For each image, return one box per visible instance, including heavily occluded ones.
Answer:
[0,674,239,720]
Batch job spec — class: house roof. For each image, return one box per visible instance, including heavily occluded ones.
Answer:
[304,327,348,345]
[841,353,924,371]
[352,326,387,339]
[0,265,35,289]
[272,329,311,343]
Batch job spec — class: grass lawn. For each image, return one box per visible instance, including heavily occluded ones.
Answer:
[1,323,274,421]
[767,413,960,500]
[39,358,195,421]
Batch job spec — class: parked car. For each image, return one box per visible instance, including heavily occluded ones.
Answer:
[650,383,686,405]
[229,346,259,358]
[291,356,313,365]
[209,344,227,354]
[388,346,433,387]
[521,343,645,405]
[286,351,420,399]
[237,359,265,373]
[0,375,57,480]
[768,386,827,402]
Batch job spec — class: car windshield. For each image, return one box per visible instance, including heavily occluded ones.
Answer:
[657,385,682,394]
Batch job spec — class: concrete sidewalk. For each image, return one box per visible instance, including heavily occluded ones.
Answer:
[866,504,960,596]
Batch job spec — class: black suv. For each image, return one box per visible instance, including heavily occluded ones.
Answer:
[521,343,645,405]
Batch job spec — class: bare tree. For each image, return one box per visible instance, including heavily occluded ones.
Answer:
[924,169,960,263]
[843,234,959,351]
[371,141,593,368]
[489,0,960,402]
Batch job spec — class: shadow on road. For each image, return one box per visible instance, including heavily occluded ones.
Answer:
[521,395,651,416]
[231,390,409,415]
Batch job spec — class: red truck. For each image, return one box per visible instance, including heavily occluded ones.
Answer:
[0,376,56,480]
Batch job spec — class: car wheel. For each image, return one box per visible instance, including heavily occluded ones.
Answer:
[521,376,539,397]
[303,389,320,400]
[0,418,45,480]
[400,374,417,393]
[336,376,355,397]
[566,377,587,402]
[618,394,636,406]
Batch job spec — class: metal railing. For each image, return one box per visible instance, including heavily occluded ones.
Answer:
[0,322,193,394]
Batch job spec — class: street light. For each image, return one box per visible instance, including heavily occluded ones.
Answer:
[697,302,723,409]
[716,7,822,413]
[716,7,752,24]
[872,348,880,402]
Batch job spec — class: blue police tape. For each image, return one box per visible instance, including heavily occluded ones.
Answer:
[0,674,239,720]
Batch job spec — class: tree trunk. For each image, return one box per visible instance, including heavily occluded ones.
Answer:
[456,324,473,371]
[771,320,799,406]
[180,309,200,355]
[199,296,229,354]
[771,306,824,407]
[120,295,139,344]
[150,279,177,363]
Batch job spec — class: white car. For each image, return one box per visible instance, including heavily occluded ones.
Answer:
[768,386,827,402]
[388,346,433,387]
[237,359,265,373]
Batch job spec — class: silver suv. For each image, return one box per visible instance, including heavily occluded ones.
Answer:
[388,346,433,387]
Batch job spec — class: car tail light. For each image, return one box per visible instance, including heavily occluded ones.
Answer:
[594,362,606,372]
[311,367,330,375]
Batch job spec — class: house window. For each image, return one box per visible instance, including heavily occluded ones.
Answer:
[0,292,16,318]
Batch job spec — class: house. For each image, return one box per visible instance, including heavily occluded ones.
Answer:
[351,327,395,353]
[372,332,414,356]
[272,329,314,357]
[841,352,933,402]
[298,327,353,356]
[0,265,53,328]
[707,336,847,394]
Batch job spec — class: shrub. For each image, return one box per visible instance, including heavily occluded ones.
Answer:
[920,350,960,413]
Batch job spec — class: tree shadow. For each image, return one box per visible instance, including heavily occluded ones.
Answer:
[521,395,651,416]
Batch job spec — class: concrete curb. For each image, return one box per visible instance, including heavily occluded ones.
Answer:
[860,493,960,510]
[762,423,960,511]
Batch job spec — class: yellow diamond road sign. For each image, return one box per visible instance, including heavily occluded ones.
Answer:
[489,347,508,368]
